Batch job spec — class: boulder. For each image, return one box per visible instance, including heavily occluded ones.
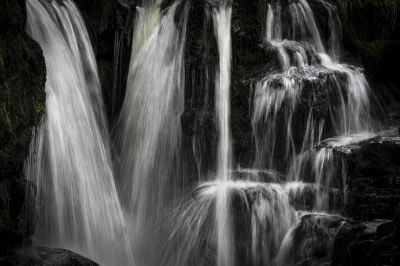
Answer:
[277,213,345,266]
[331,205,400,266]
[331,133,400,220]
[0,247,98,266]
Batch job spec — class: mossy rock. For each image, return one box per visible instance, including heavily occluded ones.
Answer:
[0,0,46,254]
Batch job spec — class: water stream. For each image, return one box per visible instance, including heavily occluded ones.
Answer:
[25,0,133,265]
[25,0,379,265]
[213,2,234,265]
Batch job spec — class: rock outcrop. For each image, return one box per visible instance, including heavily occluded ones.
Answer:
[331,0,400,102]
[332,206,400,266]
[0,0,46,254]
[0,247,98,266]
[330,133,400,220]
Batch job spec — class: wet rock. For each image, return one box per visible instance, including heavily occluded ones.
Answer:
[183,0,275,170]
[278,213,345,266]
[232,168,283,183]
[331,133,400,220]
[0,247,98,266]
[330,0,400,101]
[252,68,338,172]
[181,109,217,177]
[284,183,316,211]
[75,0,136,123]
[331,205,400,266]
[231,0,275,168]
[0,0,46,254]
[331,220,381,266]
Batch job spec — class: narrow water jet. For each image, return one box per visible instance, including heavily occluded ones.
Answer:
[25,0,133,265]
[212,1,234,265]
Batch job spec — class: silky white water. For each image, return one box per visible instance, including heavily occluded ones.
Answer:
[248,0,375,264]
[252,0,372,173]
[213,2,234,266]
[23,0,380,265]
[25,0,133,265]
[115,0,189,261]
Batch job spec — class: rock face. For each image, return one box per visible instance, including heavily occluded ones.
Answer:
[331,134,400,220]
[278,214,345,266]
[0,0,46,254]
[0,247,98,266]
[182,0,275,176]
[75,0,136,124]
[332,206,400,266]
[331,0,400,102]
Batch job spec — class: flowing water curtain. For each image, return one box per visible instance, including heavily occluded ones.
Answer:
[115,0,189,255]
[25,0,133,265]
[246,0,376,264]
[252,0,372,173]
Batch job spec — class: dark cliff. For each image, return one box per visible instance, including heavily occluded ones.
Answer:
[0,0,46,254]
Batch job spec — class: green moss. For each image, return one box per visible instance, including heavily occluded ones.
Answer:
[0,105,12,130]
[0,0,46,254]
[364,40,396,57]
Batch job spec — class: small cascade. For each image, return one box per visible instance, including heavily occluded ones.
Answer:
[25,0,133,265]
[252,0,372,172]
[246,0,376,264]
[156,181,297,266]
[115,0,189,259]
[275,213,344,266]
[288,146,343,211]
[158,1,373,265]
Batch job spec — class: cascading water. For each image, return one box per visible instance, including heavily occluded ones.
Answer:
[22,0,382,265]
[115,0,189,261]
[148,0,373,265]
[247,0,376,264]
[253,0,372,172]
[25,0,133,265]
[212,1,234,265]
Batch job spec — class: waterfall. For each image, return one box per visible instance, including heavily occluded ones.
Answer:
[252,0,372,172]
[21,0,381,265]
[213,2,234,266]
[115,0,189,258]
[25,0,133,265]
[247,0,375,264]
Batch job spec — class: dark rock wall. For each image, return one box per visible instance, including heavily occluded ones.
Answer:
[230,0,274,168]
[75,0,136,125]
[331,0,400,103]
[181,0,219,178]
[182,0,275,177]
[0,247,99,265]
[333,136,400,221]
[332,207,400,266]
[0,0,46,254]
